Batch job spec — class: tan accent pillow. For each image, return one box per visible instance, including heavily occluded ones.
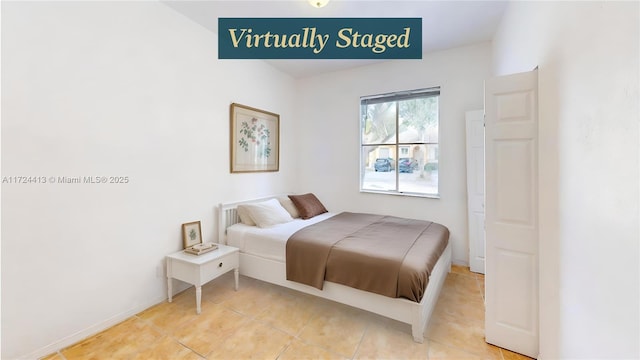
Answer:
[278,196,300,218]
[236,205,256,226]
[288,193,328,219]
[244,198,293,228]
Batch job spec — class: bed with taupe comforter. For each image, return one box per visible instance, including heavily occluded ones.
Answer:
[286,212,450,302]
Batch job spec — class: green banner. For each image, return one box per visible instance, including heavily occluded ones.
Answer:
[218,18,422,59]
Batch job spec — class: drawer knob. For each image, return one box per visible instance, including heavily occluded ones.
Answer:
[218,262,223,268]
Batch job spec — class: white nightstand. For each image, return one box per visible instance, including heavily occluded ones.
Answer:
[166,243,239,314]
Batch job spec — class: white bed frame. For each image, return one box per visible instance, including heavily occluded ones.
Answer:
[217,195,451,343]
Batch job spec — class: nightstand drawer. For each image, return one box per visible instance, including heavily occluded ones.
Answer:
[199,252,239,284]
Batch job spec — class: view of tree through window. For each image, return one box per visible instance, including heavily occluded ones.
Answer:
[360,88,440,197]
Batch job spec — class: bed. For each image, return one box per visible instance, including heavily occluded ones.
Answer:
[217,194,452,343]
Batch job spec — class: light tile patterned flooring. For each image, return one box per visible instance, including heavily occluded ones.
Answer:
[43,265,533,360]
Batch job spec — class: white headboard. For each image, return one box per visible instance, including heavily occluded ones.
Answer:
[217,194,288,245]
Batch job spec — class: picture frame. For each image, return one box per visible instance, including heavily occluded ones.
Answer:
[230,103,280,173]
[181,221,203,249]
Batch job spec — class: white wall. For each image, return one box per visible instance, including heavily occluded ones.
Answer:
[492,2,639,358]
[1,2,296,358]
[294,43,492,265]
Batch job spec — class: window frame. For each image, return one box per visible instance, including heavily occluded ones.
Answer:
[359,87,441,198]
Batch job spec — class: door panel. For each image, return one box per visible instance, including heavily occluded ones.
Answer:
[495,249,535,329]
[494,139,535,225]
[469,212,485,271]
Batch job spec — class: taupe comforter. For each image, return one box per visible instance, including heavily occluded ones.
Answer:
[285,212,449,302]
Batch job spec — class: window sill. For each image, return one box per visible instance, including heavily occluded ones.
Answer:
[360,189,440,199]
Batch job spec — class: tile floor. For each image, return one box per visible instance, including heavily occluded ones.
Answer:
[42,265,533,360]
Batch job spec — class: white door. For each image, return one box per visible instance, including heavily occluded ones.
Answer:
[484,69,539,358]
[465,110,485,274]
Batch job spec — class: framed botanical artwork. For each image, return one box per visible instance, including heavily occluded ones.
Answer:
[230,103,279,173]
[181,221,202,249]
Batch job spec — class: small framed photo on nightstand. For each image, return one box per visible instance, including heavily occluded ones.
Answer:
[181,221,202,249]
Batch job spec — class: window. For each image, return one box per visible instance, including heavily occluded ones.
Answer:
[360,87,440,197]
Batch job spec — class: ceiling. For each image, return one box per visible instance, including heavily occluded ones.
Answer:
[163,0,508,78]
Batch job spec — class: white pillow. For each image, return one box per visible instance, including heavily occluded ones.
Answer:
[236,205,256,226]
[244,198,293,228]
[278,196,300,218]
